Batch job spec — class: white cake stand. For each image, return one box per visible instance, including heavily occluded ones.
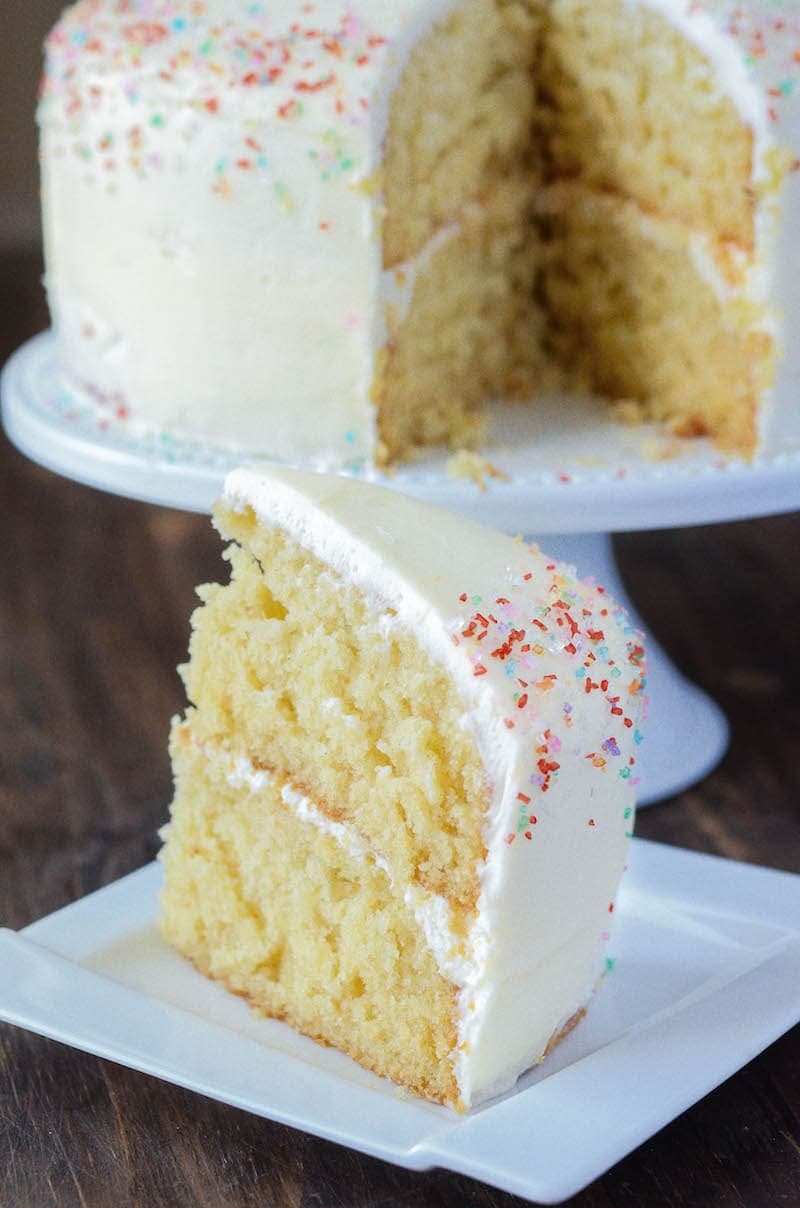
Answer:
[5,329,800,805]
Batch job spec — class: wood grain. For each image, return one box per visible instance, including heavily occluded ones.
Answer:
[1,253,798,1207]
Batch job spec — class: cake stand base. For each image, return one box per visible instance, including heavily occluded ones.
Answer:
[539,532,729,806]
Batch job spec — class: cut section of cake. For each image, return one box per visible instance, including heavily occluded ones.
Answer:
[159,467,646,1109]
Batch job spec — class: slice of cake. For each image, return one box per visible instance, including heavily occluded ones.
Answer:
[159,467,646,1109]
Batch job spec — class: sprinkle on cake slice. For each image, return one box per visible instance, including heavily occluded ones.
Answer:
[159,467,646,1109]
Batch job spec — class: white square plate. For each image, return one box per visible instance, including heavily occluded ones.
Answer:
[1,838,799,1205]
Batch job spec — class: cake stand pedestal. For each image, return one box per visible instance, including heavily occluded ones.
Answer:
[4,330,800,805]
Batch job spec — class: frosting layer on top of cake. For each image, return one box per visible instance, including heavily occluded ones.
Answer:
[39,1,800,464]
[222,465,646,1104]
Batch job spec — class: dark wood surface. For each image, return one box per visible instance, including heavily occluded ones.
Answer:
[1,250,799,1208]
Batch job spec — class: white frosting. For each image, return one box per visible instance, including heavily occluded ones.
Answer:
[38,1,800,465]
[218,465,646,1105]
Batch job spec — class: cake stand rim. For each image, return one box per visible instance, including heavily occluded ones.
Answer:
[3,329,800,533]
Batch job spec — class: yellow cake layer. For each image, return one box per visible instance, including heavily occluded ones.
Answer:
[376,175,554,464]
[536,0,756,247]
[382,0,543,267]
[161,721,463,1108]
[182,504,488,910]
[539,187,772,453]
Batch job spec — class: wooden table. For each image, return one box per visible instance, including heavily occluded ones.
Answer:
[2,251,799,1207]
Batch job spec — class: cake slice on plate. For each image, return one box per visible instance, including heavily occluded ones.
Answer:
[159,467,646,1109]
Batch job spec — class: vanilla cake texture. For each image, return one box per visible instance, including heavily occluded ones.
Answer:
[159,466,647,1109]
[38,1,799,466]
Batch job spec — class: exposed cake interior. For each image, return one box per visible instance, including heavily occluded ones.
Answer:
[376,0,777,462]
[163,498,487,1106]
[182,503,488,909]
[164,722,463,1106]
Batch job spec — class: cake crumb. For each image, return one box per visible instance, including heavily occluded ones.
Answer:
[608,399,645,426]
[638,436,685,462]
[446,450,510,491]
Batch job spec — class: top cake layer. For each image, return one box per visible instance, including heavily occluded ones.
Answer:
[218,462,647,891]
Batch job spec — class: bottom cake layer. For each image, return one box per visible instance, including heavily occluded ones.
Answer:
[160,720,464,1108]
[161,720,608,1110]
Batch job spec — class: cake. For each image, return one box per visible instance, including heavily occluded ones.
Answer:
[38,1,799,468]
[159,465,646,1109]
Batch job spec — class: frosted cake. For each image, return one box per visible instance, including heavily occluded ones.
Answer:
[38,1,799,466]
[159,466,647,1108]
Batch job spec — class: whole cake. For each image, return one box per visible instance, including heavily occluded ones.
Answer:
[38,1,799,468]
[159,466,646,1108]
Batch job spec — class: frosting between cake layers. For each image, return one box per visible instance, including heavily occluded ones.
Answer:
[225,752,477,986]
[221,465,646,1105]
